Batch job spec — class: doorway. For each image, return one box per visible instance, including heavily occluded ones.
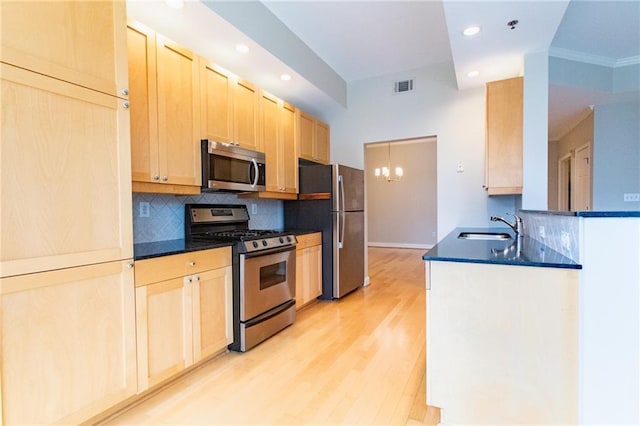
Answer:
[364,137,437,248]
[558,143,592,212]
[558,154,572,211]
[573,143,591,211]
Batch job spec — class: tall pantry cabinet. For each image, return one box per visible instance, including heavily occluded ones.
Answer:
[0,2,136,424]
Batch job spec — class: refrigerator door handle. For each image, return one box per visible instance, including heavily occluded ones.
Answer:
[338,211,345,249]
[338,174,345,212]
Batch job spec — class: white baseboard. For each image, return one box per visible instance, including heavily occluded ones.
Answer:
[368,242,433,250]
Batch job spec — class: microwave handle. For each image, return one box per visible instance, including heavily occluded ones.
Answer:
[251,159,259,188]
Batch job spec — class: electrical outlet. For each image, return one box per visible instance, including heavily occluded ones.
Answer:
[456,161,464,173]
[139,201,150,218]
[623,193,640,202]
[538,225,545,239]
[251,203,257,215]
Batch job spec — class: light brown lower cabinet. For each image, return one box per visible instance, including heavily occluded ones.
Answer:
[295,233,322,309]
[0,260,137,425]
[134,247,232,392]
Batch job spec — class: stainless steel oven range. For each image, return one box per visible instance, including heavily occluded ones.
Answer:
[185,204,297,352]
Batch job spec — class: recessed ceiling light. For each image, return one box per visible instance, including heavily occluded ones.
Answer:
[463,26,481,36]
[467,70,480,78]
[280,74,292,81]
[235,44,249,54]
[164,0,184,9]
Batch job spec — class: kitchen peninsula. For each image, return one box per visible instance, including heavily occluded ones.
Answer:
[423,227,581,425]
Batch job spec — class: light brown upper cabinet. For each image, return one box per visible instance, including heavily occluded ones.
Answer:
[201,60,261,152]
[0,1,128,99]
[127,21,201,195]
[261,92,298,197]
[297,109,331,164]
[485,76,523,195]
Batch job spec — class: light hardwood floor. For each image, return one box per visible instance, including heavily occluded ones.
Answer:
[104,248,440,425]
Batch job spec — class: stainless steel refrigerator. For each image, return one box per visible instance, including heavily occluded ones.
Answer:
[284,164,365,299]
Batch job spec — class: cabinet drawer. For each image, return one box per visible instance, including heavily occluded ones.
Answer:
[135,247,232,287]
[296,232,322,250]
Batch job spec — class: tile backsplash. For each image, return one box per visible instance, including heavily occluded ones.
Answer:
[132,192,283,243]
[519,211,580,262]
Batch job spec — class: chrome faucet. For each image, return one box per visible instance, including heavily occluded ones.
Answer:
[490,214,523,236]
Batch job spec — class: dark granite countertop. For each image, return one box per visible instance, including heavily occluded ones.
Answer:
[422,227,582,269]
[134,239,232,261]
[521,209,640,218]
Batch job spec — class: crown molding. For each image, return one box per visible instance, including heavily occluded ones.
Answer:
[549,47,640,68]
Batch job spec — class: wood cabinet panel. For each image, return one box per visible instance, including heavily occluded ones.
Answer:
[233,79,261,151]
[262,92,297,194]
[134,247,232,287]
[156,35,201,187]
[134,247,232,391]
[136,277,193,390]
[0,1,128,98]
[485,77,523,195]
[295,233,322,309]
[127,22,201,194]
[315,120,331,164]
[201,61,234,144]
[192,266,233,362]
[127,22,158,184]
[0,63,133,277]
[296,109,330,164]
[0,260,136,425]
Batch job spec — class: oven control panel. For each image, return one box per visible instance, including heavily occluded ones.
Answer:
[242,235,297,253]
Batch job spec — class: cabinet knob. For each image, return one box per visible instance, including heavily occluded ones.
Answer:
[121,88,129,96]
[122,101,130,109]
[189,261,196,266]
[194,276,199,282]
[162,176,168,182]
[153,175,160,181]
[186,277,192,283]
[126,262,134,269]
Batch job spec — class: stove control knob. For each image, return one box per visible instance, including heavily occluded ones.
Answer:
[252,241,259,249]
[279,237,284,244]
[286,236,292,242]
[262,240,268,247]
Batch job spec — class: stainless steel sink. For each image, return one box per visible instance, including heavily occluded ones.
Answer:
[457,231,512,241]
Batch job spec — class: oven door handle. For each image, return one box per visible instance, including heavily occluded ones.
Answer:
[250,158,259,188]
[241,245,296,259]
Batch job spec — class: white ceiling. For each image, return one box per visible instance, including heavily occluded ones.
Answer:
[127,0,640,138]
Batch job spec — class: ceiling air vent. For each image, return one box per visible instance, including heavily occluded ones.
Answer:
[393,79,414,94]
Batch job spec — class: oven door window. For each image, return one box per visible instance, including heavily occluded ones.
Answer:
[260,261,287,290]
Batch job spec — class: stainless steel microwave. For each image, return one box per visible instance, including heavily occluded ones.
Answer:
[201,140,266,192]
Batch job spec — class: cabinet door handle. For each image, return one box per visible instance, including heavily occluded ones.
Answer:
[122,101,130,109]
[126,262,134,269]
[153,175,160,181]
[121,88,129,96]
[194,276,199,282]
[186,277,192,283]
[189,261,196,266]
[162,176,168,182]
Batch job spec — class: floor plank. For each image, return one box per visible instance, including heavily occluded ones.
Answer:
[104,247,440,425]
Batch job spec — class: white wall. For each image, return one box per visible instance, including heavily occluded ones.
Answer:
[327,62,516,239]
[593,99,640,210]
[579,217,640,424]
[522,50,549,210]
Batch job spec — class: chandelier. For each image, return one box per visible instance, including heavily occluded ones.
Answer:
[374,143,403,182]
